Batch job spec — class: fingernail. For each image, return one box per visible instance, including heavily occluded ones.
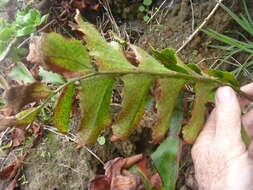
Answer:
[216,86,234,104]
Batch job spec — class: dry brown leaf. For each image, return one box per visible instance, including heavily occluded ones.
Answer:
[135,156,149,179]
[11,128,26,147]
[0,156,25,180]
[90,155,145,190]
[3,82,50,114]
[104,157,126,179]
[29,124,42,148]
[123,154,143,169]
[5,171,20,190]
[135,156,163,189]
[89,175,110,190]
[124,50,139,67]
[0,114,18,132]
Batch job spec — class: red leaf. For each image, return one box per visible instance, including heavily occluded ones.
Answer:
[5,173,19,190]
[0,156,25,180]
[89,175,110,190]
[11,128,26,147]
[90,155,145,190]
[150,173,162,189]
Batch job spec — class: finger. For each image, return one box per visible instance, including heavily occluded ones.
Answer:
[242,108,253,139]
[239,83,253,108]
[248,140,253,159]
[197,109,216,141]
[215,86,243,144]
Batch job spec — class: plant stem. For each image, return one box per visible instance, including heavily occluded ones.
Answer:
[0,38,17,63]
[61,70,253,102]
[20,69,253,121]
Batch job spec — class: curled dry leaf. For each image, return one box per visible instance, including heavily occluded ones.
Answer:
[0,156,25,180]
[5,175,19,190]
[11,128,26,147]
[89,155,145,190]
[124,49,139,67]
[134,156,163,189]
[123,154,144,169]
[89,175,110,190]
[3,82,51,114]
[0,114,18,132]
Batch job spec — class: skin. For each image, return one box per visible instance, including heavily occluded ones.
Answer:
[192,83,253,190]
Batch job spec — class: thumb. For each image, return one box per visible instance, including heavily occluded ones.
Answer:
[215,86,243,145]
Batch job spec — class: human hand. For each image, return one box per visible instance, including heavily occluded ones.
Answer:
[191,84,253,190]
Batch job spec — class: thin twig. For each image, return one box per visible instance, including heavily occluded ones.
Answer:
[189,0,195,32]
[0,38,17,63]
[98,0,121,36]
[147,0,168,24]
[0,127,10,145]
[177,0,224,53]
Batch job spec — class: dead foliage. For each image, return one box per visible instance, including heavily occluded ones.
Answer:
[89,154,162,190]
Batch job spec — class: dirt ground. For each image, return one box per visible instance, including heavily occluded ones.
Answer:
[0,0,250,189]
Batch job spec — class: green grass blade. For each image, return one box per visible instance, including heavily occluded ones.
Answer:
[220,2,253,36]
[203,29,253,54]
[243,0,253,26]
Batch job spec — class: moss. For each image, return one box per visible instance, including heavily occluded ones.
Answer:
[22,134,95,190]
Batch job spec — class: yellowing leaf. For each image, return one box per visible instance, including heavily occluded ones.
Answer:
[77,76,115,146]
[151,78,185,144]
[15,107,40,125]
[30,82,51,99]
[112,75,154,141]
[0,107,40,132]
[27,33,93,77]
[183,82,216,144]
[75,11,135,71]
[53,83,75,133]
[112,45,170,141]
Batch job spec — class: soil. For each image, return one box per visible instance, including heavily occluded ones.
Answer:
[0,0,250,190]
